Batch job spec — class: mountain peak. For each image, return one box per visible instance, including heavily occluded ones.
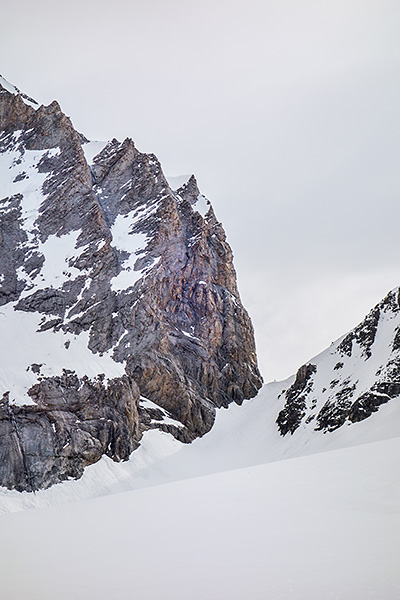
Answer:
[177,173,200,198]
[0,78,262,491]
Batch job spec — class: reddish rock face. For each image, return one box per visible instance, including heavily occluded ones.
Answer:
[0,78,262,491]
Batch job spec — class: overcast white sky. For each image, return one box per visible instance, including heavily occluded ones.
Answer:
[2,0,400,381]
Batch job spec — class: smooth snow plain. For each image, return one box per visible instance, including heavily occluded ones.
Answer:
[0,437,398,600]
[0,382,399,599]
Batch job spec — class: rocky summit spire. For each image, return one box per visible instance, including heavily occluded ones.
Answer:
[0,77,263,491]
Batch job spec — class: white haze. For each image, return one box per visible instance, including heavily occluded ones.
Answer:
[1,0,400,381]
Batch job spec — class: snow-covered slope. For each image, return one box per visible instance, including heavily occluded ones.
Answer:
[0,437,398,600]
[1,376,399,513]
[0,74,39,108]
[277,287,400,436]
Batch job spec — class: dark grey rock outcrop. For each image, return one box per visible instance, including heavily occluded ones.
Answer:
[0,374,140,492]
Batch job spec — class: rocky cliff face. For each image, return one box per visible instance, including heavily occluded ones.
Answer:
[0,76,262,491]
[276,288,400,436]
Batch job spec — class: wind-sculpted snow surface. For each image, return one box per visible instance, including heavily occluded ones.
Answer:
[0,77,262,491]
[277,287,400,435]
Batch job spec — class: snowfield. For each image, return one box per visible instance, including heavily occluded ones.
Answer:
[0,380,400,513]
[0,382,399,599]
[1,380,399,511]
[0,436,398,600]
